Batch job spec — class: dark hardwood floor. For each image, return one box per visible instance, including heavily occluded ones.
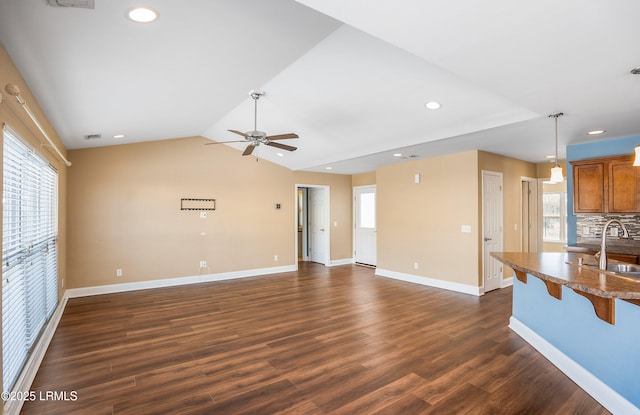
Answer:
[21,263,609,414]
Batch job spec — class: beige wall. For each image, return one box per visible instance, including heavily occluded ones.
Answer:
[376,150,537,288]
[352,171,376,187]
[67,137,353,288]
[377,151,480,286]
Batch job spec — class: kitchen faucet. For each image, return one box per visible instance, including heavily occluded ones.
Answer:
[597,219,630,270]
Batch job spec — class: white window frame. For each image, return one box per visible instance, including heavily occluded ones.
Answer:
[2,126,58,395]
[542,191,567,243]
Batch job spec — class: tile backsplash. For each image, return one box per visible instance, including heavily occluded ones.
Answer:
[576,214,640,243]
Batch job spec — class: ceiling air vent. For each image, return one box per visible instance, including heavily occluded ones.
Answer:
[83,133,102,140]
[47,0,95,9]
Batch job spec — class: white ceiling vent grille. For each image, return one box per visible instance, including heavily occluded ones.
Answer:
[47,0,95,9]
[83,133,102,140]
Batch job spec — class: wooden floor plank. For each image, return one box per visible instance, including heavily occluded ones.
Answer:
[20,262,610,414]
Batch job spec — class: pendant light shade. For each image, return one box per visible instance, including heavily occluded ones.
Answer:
[634,145,640,167]
[549,112,564,183]
[550,165,564,183]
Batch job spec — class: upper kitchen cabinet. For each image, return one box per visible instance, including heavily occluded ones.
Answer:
[571,155,640,214]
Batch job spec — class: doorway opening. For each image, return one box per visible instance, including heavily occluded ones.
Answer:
[295,184,330,267]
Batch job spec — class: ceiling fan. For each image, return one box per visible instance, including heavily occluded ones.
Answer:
[206,90,299,156]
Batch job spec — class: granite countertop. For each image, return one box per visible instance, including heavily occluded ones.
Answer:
[491,252,640,300]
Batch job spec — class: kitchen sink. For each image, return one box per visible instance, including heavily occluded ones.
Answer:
[583,262,640,278]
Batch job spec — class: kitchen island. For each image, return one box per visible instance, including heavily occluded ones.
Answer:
[492,252,640,415]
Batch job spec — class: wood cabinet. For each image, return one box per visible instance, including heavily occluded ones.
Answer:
[571,155,640,214]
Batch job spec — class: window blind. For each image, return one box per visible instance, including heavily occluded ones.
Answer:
[2,127,58,394]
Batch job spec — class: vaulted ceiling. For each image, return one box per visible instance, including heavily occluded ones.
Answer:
[1,0,639,173]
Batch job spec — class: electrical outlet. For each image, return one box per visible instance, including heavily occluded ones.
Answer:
[199,260,207,268]
[116,268,123,277]
[610,227,619,237]
[414,262,419,270]
[583,226,590,235]
[274,255,278,262]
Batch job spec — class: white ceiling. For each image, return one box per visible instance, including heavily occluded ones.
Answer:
[1,0,639,174]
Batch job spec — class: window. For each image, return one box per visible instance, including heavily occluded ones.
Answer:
[359,192,376,229]
[2,127,58,393]
[543,191,567,242]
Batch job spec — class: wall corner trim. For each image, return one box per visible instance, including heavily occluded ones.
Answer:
[509,316,640,415]
[375,268,482,296]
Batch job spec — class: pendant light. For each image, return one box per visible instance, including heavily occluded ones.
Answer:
[549,112,564,183]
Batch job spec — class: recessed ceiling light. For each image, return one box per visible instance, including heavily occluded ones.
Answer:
[325,166,333,170]
[546,155,556,159]
[113,134,126,139]
[425,101,441,110]
[127,7,158,23]
[393,153,403,157]
[276,152,284,157]
[586,130,606,135]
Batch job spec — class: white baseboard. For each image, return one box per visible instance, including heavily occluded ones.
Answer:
[375,268,481,296]
[509,316,639,415]
[328,258,354,267]
[66,264,298,298]
[501,276,514,288]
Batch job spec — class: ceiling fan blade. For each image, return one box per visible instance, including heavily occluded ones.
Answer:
[242,144,256,156]
[228,129,249,138]
[205,140,248,145]
[266,141,297,152]
[265,133,299,141]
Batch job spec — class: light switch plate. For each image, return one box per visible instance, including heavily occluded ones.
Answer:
[461,225,472,233]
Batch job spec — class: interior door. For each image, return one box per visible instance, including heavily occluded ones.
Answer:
[354,186,377,266]
[483,171,504,292]
[309,187,328,264]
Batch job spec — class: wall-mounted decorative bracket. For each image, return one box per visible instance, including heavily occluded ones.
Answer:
[181,198,216,211]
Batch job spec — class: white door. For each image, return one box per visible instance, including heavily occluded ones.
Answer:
[354,186,377,266]
[309,187,328,264]
[483,171,503,292]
